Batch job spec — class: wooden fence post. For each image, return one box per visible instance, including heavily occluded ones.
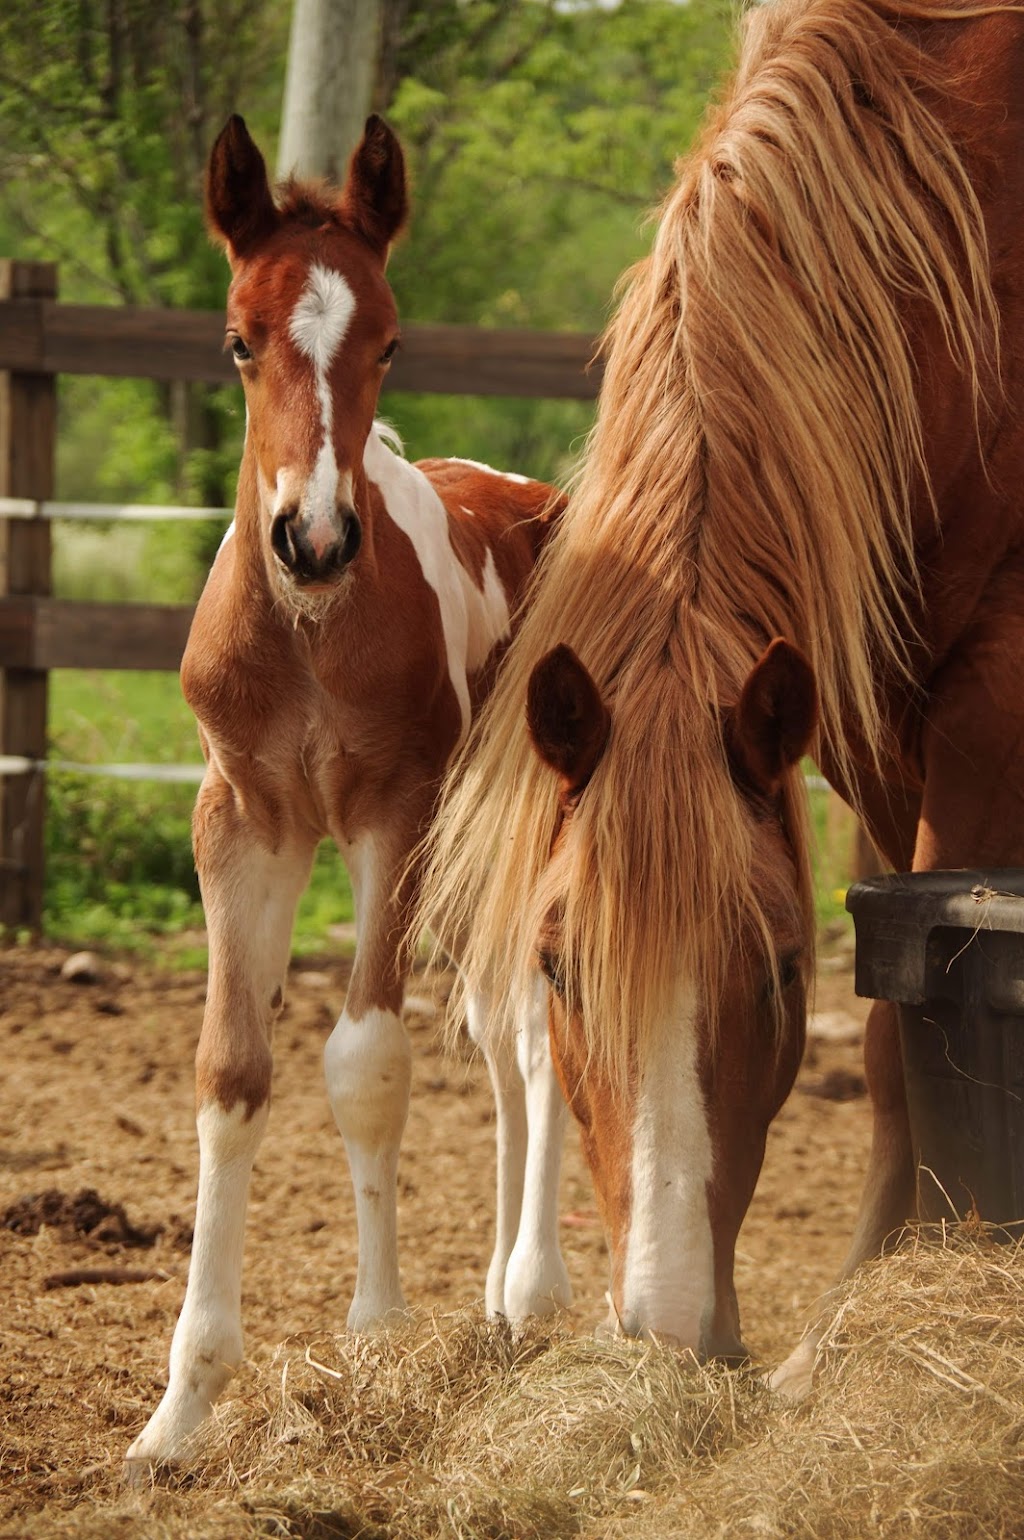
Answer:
[0,260,57,932]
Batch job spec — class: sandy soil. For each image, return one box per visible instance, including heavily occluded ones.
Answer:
[0,938,872,1530]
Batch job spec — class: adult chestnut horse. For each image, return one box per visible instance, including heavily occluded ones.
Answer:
[419,0,1024,1387]
[127,116,570,1467]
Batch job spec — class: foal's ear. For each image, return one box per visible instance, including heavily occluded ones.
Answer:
[726,638,818,798]
[527,645,611,808]
[340,116,408,256]
[206,115,278,259]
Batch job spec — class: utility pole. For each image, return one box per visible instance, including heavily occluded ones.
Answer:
[278,0,383,182]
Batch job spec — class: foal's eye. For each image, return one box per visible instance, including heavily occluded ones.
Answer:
[230,335,253,363]
[378,337,400,365]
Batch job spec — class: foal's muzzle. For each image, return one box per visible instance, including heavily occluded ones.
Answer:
[270,504,362,585]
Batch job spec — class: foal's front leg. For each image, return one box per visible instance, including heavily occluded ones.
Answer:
[126,781,313,1468]
[323,837,413,1331]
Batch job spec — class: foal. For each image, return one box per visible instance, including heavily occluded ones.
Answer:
[127,115,569,1467]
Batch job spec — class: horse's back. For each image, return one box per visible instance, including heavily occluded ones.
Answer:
[416,456,565,598]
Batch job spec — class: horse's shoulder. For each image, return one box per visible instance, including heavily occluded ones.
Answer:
[182,541,302,740]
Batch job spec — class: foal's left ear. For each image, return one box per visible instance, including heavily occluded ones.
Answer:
[340,115,408,256]
[726,638,818,798]
[206,115,278,259]
[527,645,611,809]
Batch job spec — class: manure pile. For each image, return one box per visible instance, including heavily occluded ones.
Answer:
[18,1227,1024,1540]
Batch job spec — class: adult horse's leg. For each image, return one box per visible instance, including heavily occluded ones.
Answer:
[771,770,919,1399]
[324,835,415,1331]
[126,773,314,1466]
[769,996,913,1398]
[467,976,571,1320]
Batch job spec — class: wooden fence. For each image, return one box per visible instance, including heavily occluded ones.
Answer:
[0,258,603,930]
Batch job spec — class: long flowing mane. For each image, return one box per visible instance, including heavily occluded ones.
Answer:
[417,0,1000,1077]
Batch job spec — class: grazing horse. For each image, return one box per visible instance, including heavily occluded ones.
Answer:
[418,0,1024,1384]
[127,115,570,1467]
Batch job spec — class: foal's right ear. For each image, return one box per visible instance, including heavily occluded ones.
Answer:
[526,645,611,809]
[340,115,408,256]
[206,115,278,259]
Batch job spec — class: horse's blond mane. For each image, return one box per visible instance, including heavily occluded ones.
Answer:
[417,0,1001,1080]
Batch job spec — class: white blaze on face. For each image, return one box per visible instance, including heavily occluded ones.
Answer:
[284,263,357,559]
[620,982,715,1349]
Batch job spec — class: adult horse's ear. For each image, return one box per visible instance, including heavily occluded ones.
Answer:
[726,638,818,798]
[340,116,408,256]
[206,115,278,259]
[527,645,611,808]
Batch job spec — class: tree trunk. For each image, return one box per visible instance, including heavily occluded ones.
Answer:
[278,0,382,182]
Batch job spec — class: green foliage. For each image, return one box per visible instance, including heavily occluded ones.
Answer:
[10,0,746,945]
[0,0,288,308]
[378,0,737,475]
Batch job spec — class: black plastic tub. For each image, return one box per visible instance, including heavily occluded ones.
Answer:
[845,870,1024,1231]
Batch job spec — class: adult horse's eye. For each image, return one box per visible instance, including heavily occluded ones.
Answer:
[765,951,801,1001]
[538,950,565,995]
[230,335,252,363]
[378,337,400,365]
[778,953,801,990]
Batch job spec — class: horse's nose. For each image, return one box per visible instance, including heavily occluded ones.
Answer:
[270,504,361,584]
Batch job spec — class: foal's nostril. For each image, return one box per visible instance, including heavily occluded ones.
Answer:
[339,511,362,566]
[270,508,299,570]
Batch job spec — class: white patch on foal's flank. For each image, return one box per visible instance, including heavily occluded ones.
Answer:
[363,431,513,739]
[286,264,357,558]
[620,981,714,1349]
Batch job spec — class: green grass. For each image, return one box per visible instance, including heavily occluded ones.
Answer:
[45,669,354,961]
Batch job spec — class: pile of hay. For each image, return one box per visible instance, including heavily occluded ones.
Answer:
[45,1226,1024,1540]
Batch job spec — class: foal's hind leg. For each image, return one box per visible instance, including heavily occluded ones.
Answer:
[503,974,572,1319]
[465,987,529,1317]
[466,976,571,1319]
[126,779,314,1468]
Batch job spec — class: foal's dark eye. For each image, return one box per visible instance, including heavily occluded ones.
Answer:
[378,337,400,365]
[230,335,252,363]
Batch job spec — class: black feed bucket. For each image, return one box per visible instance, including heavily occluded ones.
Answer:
[846,870,1024,1232]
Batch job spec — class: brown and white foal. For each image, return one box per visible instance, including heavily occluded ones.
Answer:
[127,115,569,1467]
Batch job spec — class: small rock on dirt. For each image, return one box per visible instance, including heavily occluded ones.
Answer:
[60,952,104,985]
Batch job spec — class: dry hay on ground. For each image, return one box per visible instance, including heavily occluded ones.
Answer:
[15,1224,1023,1540]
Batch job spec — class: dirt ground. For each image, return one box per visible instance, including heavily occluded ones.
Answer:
[0,936,872,1532]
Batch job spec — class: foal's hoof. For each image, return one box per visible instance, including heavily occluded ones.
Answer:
[503,1255,573,1322]
[122,1453,164,1490]
[767,1337,819,1402]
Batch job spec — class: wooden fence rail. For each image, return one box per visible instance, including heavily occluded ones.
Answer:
[0,258,602,930]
